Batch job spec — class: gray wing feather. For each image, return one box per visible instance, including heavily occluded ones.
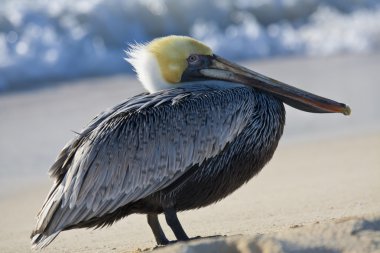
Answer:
[32,83,254,247]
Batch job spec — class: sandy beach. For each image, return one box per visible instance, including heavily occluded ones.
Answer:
[0,53,379,253]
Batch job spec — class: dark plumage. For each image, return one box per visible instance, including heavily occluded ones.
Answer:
[31,82,284,247]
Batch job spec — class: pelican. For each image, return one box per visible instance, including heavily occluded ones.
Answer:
[31,35,350,248]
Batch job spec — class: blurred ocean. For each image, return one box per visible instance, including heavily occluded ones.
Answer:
[1,0,380,91]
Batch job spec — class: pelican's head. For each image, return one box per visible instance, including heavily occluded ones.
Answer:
[126,35,350,115]
[126,35,212,92]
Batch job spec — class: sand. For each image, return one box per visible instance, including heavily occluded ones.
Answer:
[154,215,380,253]
[0,53,379,252]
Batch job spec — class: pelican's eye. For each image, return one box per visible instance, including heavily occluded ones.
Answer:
[187,54,201,66]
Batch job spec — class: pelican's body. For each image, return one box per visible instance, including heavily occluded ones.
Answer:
[31,36,350,248]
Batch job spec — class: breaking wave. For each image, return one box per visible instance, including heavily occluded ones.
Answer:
[1,0,379,90]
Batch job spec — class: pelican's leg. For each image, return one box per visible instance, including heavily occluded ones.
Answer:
[147,214,169,245]
[163,208,189,241]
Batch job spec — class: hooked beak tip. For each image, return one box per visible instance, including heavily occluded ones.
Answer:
[342,105,351,116]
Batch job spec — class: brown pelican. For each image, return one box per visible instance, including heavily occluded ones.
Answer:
[31,35,350,248]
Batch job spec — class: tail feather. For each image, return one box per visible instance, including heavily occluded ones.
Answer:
[31,232,60,250]
[31,184,65,249]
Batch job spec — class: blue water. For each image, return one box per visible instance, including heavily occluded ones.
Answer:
[1,0,380,91]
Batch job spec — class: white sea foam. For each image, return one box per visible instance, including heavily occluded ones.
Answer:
[0,0,379,90]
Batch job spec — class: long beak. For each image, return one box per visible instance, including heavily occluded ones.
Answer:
[200,55,351,115]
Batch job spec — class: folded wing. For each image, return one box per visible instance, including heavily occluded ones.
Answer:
[31,84,253,248]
